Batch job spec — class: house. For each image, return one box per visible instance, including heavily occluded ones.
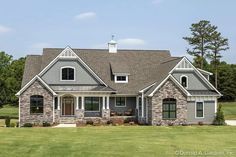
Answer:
[16,39,221,126]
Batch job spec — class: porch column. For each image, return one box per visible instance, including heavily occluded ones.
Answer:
[106,96,110,109]
[53,96,55,123]
[57,95,60,110]
[81,96,84,110]
[76,97,79,110]
[102,96,105,109]
[136,96,139,110]
[141,92,144,117]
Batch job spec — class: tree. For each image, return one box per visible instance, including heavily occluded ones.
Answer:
[0,52,12,107]
[183,20,217,69]
[207,31,229,89]
[213,104,225,125]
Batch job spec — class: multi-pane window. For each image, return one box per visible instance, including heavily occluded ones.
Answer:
[115,75,128,83]
[117,76,126,81]
[115,97,126,107]
[61,67,74,80]
[196,102,204,118]
[85,97,100,111]
[162,98,176,119]
[181,76,188,88]
[30,95,44,114]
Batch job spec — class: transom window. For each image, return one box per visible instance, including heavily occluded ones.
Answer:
[196,102,204,118]
[85,97,100,111]
[115,75,128,83]
[162,98,176,119]
[181,75,188,88]
[61,67,75,80]
[30,95,44,114]
[115,97,126,107]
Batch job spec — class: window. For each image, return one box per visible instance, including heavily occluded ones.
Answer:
[196,102,204,118]
[180,75,188,88]
[115,97,126,107]
[115,75,128,83]
[61,67,75,80]
[30,95,43,114]
[162,98,176,119]
[85,97,100,111]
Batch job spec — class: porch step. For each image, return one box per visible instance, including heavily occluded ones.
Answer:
[60,117,76,124]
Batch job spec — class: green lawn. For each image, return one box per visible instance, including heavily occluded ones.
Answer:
[0,104,18,117]
[0,126,235,157]
[221,102,236,120]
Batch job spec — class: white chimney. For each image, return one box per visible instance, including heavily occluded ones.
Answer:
[108,35,117,53]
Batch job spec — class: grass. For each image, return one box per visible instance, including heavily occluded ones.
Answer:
[0,104,18,117]
[0,126,235,157]
[221,102,236,120]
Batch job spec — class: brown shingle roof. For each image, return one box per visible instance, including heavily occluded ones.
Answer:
[21,55,42,87]
[22,48,182,94]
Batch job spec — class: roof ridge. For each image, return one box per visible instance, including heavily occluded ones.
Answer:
[161,57,183,64]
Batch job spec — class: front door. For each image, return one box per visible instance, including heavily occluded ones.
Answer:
[62,97,74,116]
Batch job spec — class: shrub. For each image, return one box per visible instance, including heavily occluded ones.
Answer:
[42,121,51,127]
[10,123,16,127]
[16,122,19,127]
[198,121,204,126]
[213,104,226,125]
[5,117,11,127]
[111,118,124,125]
[23,123,33,127]
[86,120,94,125]
[168,121,174,126]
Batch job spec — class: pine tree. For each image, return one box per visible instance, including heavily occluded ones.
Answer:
[183,20,217,69]
[207,31,229,89]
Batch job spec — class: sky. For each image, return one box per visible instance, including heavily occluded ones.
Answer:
[0,0,235,63]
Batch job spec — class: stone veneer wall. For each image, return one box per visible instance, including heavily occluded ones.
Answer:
[150,79,187,126]
[102,109,110,119]
[19,80,53,126]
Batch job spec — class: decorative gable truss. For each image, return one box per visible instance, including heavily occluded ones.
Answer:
[169,57,222,96]
[59,46,77,58]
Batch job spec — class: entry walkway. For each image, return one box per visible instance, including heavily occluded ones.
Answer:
[53,124,76,128]
[225,120,236,126]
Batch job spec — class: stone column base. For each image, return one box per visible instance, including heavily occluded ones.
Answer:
[76,109,84,119]
[102,109,110,120]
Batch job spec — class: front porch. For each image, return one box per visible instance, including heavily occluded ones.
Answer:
[54,94,111,123]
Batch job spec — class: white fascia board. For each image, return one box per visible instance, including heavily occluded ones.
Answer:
[16,75,57,96]
[183,57,222,96]
[148,74,191,97]
[38,46,108,87]
[139,82,156,93]
[169,57,222,96]
[197,68,213,76]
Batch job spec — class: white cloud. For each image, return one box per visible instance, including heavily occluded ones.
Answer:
[0,25,12,34]
[118,38,146,47]
[74,12,96,20]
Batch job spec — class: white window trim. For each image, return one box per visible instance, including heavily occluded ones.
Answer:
[115,97,126,107]
[180,75,188,89]
[84,97,100,112]
[114,75,128,83]
[195,101,204,118]
[60,66,76,81]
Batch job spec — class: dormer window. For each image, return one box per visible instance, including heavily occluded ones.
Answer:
[61,66,75,81]
[180,75,188,88]
[115,75,128,83]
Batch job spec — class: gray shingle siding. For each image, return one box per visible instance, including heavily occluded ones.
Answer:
[109,97,136,115]
[187,101,216,124]
[172,71,211,90]
[41,60,100,85]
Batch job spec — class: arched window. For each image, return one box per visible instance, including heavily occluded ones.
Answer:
[30,95,43,114]
[61,67,75,81]
[162,98,176,119]
[180,75,188,88]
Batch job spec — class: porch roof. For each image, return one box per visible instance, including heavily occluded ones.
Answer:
[50,85,116,92]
